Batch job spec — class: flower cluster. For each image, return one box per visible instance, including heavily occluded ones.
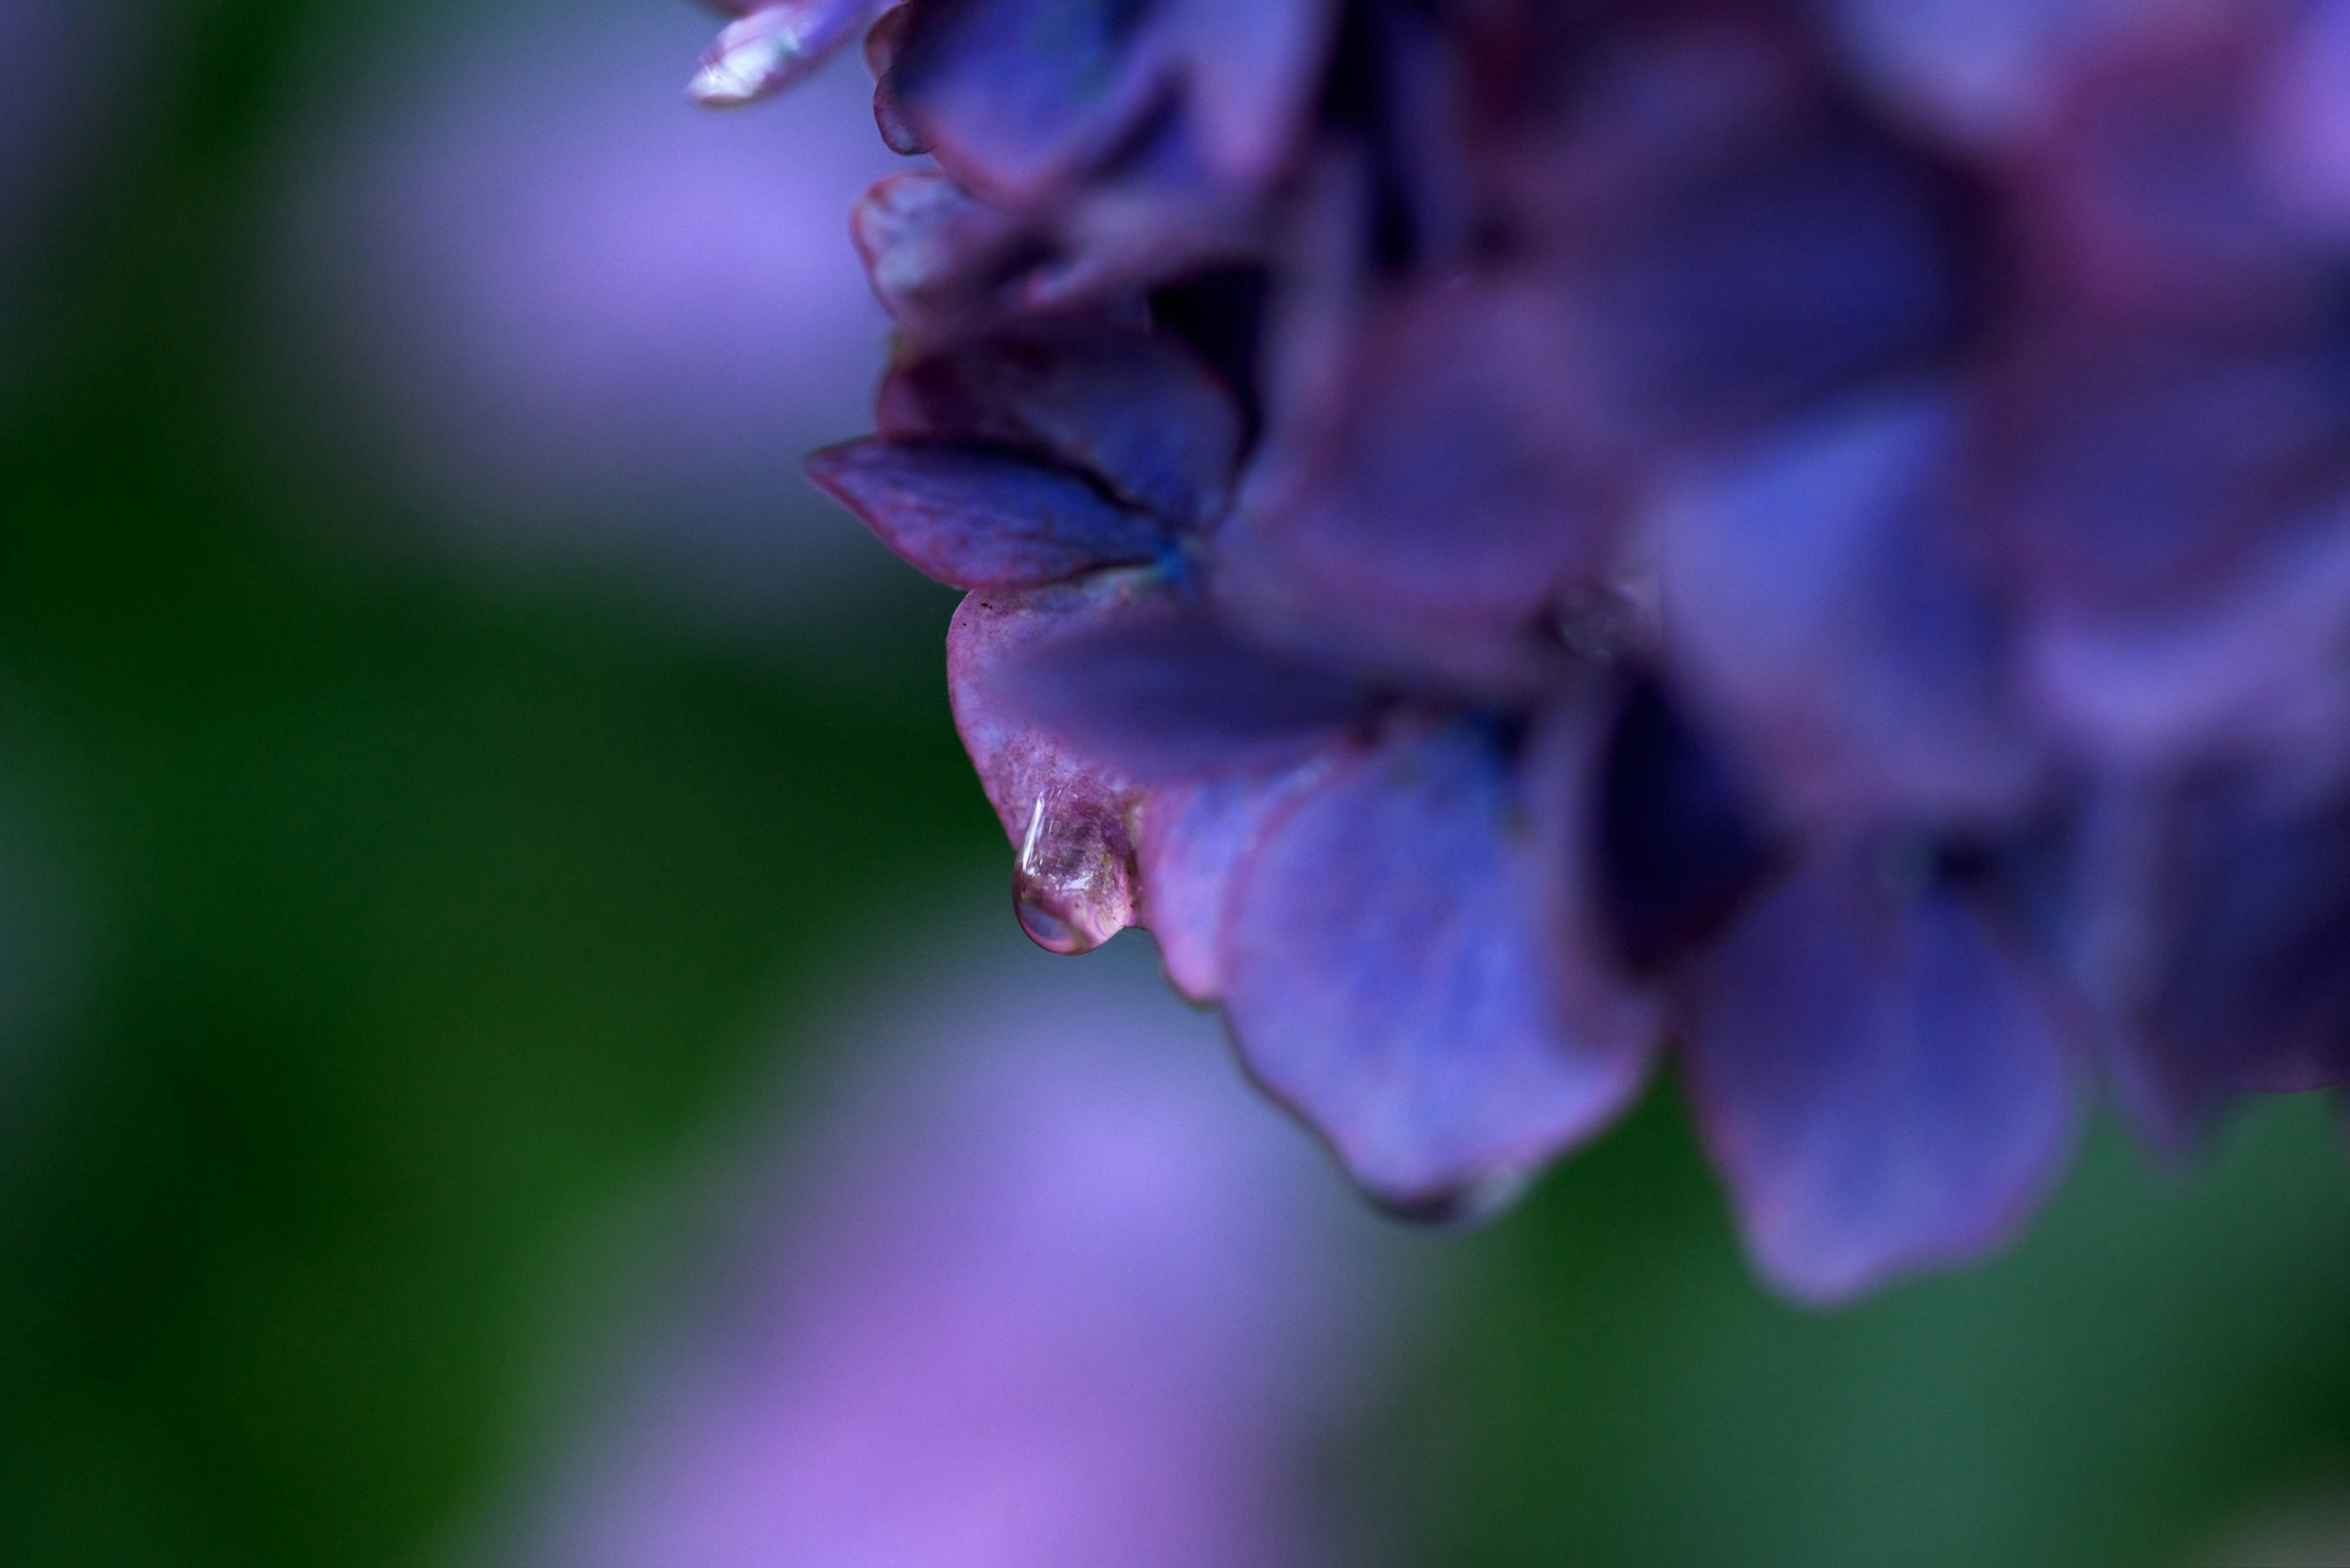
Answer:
[697,0,2350,1302]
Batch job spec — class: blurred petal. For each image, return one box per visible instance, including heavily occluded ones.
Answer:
[1137,763,1331,1002]
[2067,776,2350,1148]
[1680,842,2084,1305]
[1248,277,1613,660]
[949,572,1162,953]
[1221,720,1656,1214]
[878,323,1243,528]
[892,0,1176,207]
[1658,393,2042,825]
[1575,132,1971,446]
[807,438,1165,589]
[851,171,1034,334]
[1162,0,1335,188]
[689,0,877,108]
[981,610,1373,782]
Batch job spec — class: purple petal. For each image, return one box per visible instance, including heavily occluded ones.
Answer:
[1247,277,1614,660]
[1679,841,2084,1305]
[2252,0,2350,242]
[1160,0,1334,189]
[807,439,1165,590]
[979,610,1373,783]
[1990,338,2350,619]
[1137,763,1331,1003]
[892,0,1176,209]
[688,0,878,109]
[1575,132,1968,446]
[849,171,1034,335]
[949,573,1162,954]
[878,324,1242,529]
[1220,719,1657,1214]
[2063,777,2350,1149]
[1657,393,2042,826]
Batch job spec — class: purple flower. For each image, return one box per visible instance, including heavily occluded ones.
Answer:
[497,939,1404,1568]
[716,0,2350,1302]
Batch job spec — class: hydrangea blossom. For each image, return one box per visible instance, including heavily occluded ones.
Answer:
[701,0,2350,1302]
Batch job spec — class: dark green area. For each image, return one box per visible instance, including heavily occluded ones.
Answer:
[3,3,2349,1565]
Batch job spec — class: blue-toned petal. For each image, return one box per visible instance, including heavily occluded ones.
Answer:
[892,0,1174,208]
[807,439,1165,590]
[1576,132,1969,446]
[1220,719,1657,1214]
[1247,277,1615,660]
[878,323,1242,528]
[949,572,1163,954]
[979,610,1373,783]
[1657,392,2042,826]
[1136,763,1330,1002]
[1162,0,1334,188]
[2063,777,2350,1150]
[1680,841,2084,1305]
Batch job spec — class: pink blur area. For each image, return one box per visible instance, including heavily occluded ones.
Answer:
[479,930,1416,1568]
[261,0,916,624]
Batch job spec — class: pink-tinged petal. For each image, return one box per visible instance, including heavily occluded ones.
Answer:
[807,439,1165,591]
[689,0,878,109]
[1137,763,1331,1003]
[1220,719,1657,1215]
[878,324,1242,528]
[1657,394,2043,826]
[850,171,1033,334]
[1247,277,1614,662]
[949,572,1162,954]
[1680,842,2085,1305]
[979,609,1373,783]
[892,0,1177,209]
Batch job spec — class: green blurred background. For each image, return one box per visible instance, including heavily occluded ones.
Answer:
[3,2,2349,1563]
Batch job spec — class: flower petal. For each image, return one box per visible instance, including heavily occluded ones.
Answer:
[878,323,1242,528]
[1680,841,2084,1305]
[850,171,1035,335]
[1220,719,1657,1214]
[1136,763,1329,1002]
[892,0,1175,209]
[979,608,1373,782]
[807,438,1165,590]
[949,572,1163,954]
[688,0,877,109]
[1657,393,2042,826]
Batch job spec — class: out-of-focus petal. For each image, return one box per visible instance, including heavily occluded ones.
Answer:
[689,0,879,109]
[1220,719,1656,1215]
[1247,277,1613,660]
[851,170,1035,334]
[1680,841,2084,1305]
[950,572,1163,954]
[1658,393,2042,826]
[892,0,1176,209]
[2064,776,2350,1149]
[1160,0,1335,189]
[2252,0,2350,242]
[1137,763,1331,1002]
[980,609,1375,783]
[807,438,1166,589]
[878,323,1243,528]
[1573,132,1971,448]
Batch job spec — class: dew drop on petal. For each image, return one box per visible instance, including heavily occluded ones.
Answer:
[1012,790,1138,956]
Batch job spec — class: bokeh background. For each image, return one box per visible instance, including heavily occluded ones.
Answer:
[6,1,2350,1564]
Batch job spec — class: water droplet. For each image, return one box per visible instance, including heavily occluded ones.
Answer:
[1012,791,1138,956]
[688,1,868,110]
